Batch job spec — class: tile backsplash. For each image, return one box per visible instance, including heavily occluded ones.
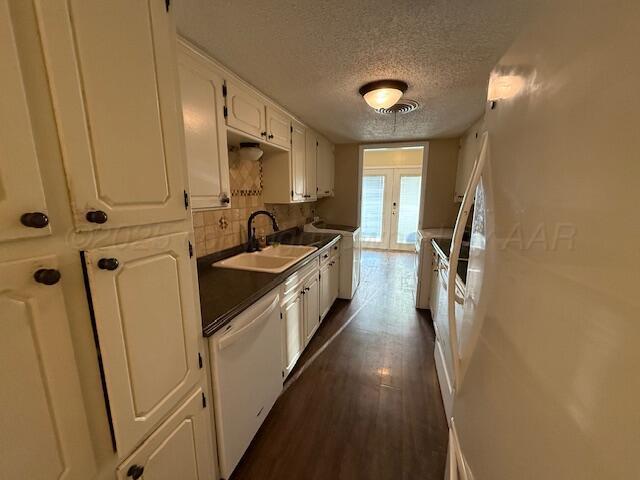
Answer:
[192,154,316,257]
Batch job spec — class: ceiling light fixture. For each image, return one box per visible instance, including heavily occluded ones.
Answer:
[359,80,408,110]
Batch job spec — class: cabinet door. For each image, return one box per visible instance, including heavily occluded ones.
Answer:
[84,232,201,456]
[225,80,266,139]
[0,256,95,479]
[303,274,320,345]
[178,45,230,209]
[330,256,340,305]
[34,0,187,231]
[317,136,334,197]
[282,292,303,374]
[266,105,291,149]
[319,263,332,320]
[0,1,50,242]
[291,120,306,201]
[117,386,215,480]
[304,129,318,200]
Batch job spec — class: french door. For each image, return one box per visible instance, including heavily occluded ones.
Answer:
[361,168,422,250]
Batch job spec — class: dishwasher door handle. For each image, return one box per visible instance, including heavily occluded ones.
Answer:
[218,294,279,350]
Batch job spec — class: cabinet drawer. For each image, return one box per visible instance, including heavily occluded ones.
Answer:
[116,386,215,480]
[282,258,319,299]
[84,232,202,456]
[319,241,339,267]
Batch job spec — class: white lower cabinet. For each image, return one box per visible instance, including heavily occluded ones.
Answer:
[0,255,95,479]
[84,232,203,457]
[330,255,340,305]
[282,290,304,376]
[319,246,340,321]
[117,386,216,480]
[319,262,332,320]
[303,272,320,346]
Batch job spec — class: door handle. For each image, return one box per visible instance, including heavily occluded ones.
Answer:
[21,212,49,228]
[34,268,61,285]
[98,258,119,271]
[86,210,108,224]
[127,465,144,479]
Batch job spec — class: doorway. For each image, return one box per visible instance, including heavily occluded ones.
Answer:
[360,146,424,251]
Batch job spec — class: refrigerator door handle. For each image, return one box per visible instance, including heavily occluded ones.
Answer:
[447,132,489,392]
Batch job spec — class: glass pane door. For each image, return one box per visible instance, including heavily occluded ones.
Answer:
[361,171,392,249]
[390,169,422,251]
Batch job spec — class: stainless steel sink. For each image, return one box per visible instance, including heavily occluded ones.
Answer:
[213,245,317,273]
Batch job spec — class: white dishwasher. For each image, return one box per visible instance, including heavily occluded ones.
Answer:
[208,289,282,479]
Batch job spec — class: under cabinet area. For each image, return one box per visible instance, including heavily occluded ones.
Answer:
[117,385,217,480]
[178,41,231,210]
[83,232,204,456]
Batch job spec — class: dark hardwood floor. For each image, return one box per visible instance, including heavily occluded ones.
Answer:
[229,250,448,480]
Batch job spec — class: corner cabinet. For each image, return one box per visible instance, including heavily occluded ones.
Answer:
[316,134,335,197]
[178,42,231,210]
[34,0,189,231]
[0,2,51,242]
[83,233,203,456]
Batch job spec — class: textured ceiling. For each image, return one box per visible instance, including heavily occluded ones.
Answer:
[174,0,532,143]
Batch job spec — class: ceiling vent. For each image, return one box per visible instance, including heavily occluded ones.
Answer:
[375,99,419,115]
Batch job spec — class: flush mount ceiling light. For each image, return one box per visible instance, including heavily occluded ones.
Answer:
[359,80,408,110]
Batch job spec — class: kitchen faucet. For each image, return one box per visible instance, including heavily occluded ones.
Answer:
[246,210,279,252]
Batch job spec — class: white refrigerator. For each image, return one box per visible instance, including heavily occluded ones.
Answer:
[445,1,640,479]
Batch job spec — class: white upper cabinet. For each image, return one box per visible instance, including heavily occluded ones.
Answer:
[0,255,95,479]
[304,128,318,201]
[317,134,335,197]
[0,2,50,242]
[117,386,216,480]
[266,105,292,149]
[178,43,231,210]
[224,80,266,140]
[34,0,188,231]
[84,232,202,457]
[291,120,307,201]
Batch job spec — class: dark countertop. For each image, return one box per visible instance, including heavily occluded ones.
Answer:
[311,221,358,233]
[197,228,341,337]
[431,238,470,285]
